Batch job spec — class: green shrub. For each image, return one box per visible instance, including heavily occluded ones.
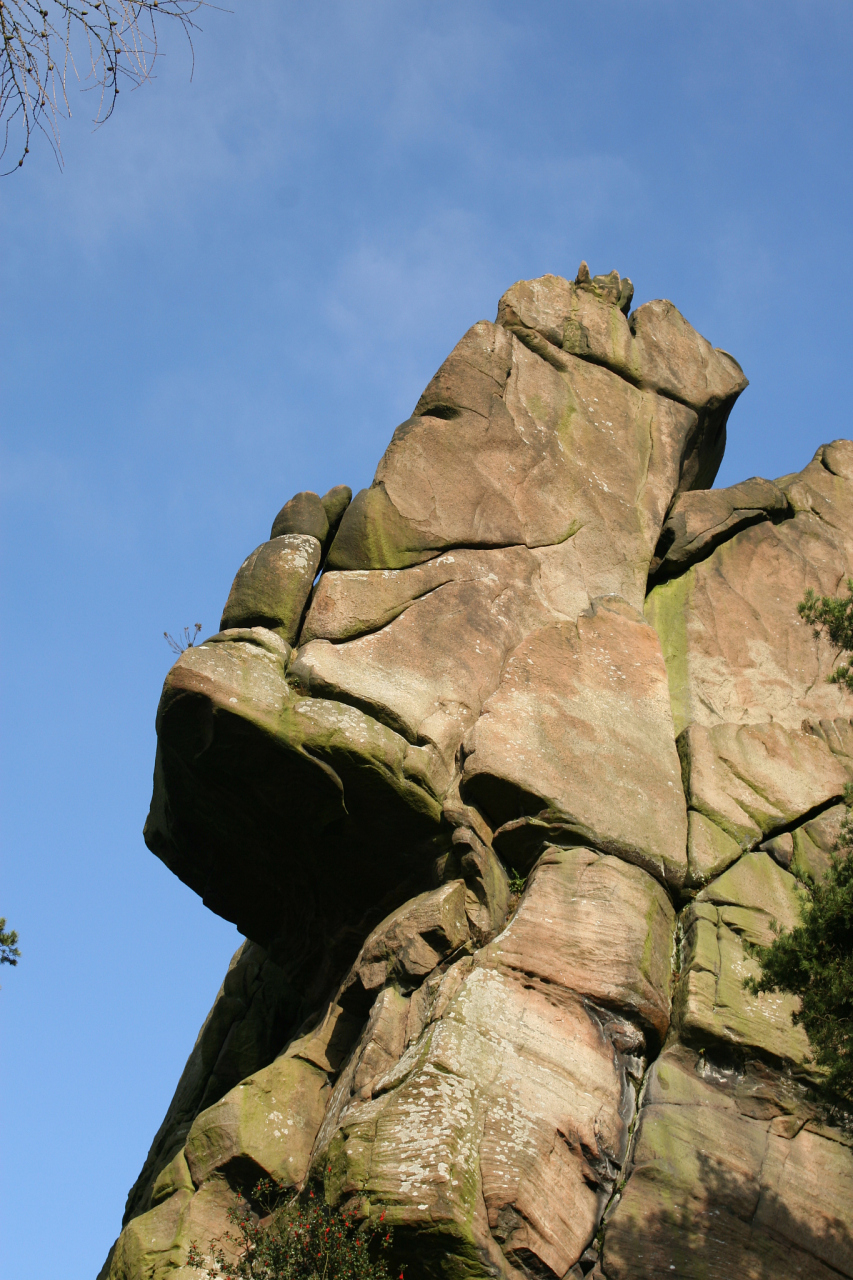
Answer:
[799,579,853,691]
[746,802,853,1113]
[187,1179,403,1280]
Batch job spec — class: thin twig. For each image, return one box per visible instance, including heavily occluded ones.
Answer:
[1,1,214,173]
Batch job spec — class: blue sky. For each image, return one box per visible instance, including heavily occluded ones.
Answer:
[2,2,852,1275]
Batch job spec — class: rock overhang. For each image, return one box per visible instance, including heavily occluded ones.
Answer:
[147,264,742,953]
[112,263,853,1280]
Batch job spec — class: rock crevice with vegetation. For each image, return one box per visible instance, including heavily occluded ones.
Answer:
[101,264,853,1280]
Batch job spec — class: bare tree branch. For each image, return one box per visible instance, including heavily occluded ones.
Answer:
[0,1,212,174]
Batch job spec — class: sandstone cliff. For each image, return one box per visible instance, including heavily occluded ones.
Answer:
[101,265,853,1280]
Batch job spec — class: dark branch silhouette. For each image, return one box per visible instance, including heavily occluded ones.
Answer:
[0,0,210,173]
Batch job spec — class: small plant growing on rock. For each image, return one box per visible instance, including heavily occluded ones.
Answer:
[164,622,202,654]
[186,1178,403,1280]
[507,868,527,897]
[505,867,528,920]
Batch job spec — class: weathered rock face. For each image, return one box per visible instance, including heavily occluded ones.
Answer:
[646,440,853,736]
[603,1046,853,1279]
[102,265,853,1280]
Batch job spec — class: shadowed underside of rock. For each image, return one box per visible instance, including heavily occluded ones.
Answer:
[102,266,853,1280]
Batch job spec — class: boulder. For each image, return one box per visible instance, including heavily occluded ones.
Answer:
[324,965,632,1279]
[753,1124,853,1275]
[270,490,329,544]
[320,483,352,533]
[280,1000,363,1074]
[297,535,694,773]
[338,880,470,1013]
[184,1053,330,1189]
[444,824,511,942]
[220,534,321,642]
[150,1152,194,1208]
[145,627,446,955]
[686,809,744,886]
[293,546,571,768]
[268,485,352,552]
[104,1180,239,1280]
[316,835,676,1276]
[758,829,795,871]
[496,266,748,491]
[791,802,849,881]
[498,270,747,405]
[302,546,561,644]
[347,986,411,1099]
[629,300,746,432]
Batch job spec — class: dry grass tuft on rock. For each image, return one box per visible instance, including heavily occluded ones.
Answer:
[164,622,202,654]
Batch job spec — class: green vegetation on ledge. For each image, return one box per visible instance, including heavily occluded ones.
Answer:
[187,1179,403,1280]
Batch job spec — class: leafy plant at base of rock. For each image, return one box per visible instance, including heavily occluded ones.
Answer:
[745,799,853,1113]
[507,868,527,897]
[799,580,853,691]
[0,917,20,966]
[186,1179,404,1280]
[164,622,202,654]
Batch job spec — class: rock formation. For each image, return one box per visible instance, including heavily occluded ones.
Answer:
[101,265,853,1280]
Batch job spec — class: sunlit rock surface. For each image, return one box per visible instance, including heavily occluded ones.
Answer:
[101,265,853,1280]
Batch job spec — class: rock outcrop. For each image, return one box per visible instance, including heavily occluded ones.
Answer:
[101,265,853,1280]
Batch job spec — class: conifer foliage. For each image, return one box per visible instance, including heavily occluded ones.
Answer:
[0,917,20,966]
